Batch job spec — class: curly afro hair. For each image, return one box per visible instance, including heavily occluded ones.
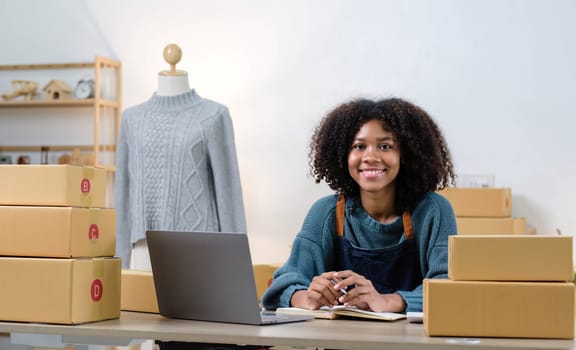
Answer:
[309,97,455,213]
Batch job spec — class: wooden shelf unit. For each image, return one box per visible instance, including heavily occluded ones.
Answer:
[0,56,122,169]
[0,99,120,108]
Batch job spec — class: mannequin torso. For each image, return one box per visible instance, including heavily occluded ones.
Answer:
[157,43,190,97]
[133,43,190,268]
[157,73,190,96]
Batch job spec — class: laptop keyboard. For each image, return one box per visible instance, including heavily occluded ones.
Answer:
[261,313,294,322]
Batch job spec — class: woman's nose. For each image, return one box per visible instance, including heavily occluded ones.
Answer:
[362,147,378,161]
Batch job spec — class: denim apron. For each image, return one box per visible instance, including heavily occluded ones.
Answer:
[334,195,422,293]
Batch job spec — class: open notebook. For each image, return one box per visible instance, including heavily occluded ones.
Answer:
[276,305,406,321]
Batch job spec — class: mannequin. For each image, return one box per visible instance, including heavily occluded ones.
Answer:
[131,44,190,270]
[157,44,190,96]
[115,44,247,270]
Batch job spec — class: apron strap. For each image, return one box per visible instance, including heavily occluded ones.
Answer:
[335,195,414,239]
[336,194,346,237]
[402,211,414,240]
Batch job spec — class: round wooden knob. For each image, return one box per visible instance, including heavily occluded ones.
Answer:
[160,44,186,76]
[163,44,182,67]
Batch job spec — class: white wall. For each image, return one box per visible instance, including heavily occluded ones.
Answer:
[1,0,575,263]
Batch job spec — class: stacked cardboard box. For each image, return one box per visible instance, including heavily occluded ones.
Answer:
[438,188,526,235]
[121,269,159,313]
[120,264,281,313]
[253,264,281,301]
[0,165,121,324]
[425,235,574,339]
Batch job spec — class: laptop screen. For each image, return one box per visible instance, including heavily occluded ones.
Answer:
[146,230,264,325]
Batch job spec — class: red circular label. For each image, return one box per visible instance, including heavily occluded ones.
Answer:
[88,224,99,240]
[91,279,103,302]
[81,179,91,193]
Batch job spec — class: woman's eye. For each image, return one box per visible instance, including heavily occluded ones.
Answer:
[379,144,392,151]
[352,144,365,150]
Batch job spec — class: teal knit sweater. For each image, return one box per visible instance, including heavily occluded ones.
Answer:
[261,192,456,312]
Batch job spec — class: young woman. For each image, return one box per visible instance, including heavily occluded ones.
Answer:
[262,97,457,313]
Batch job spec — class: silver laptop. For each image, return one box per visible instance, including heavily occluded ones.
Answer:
[146,230,313,325]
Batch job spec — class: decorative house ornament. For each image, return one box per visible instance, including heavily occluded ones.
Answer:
[43,80,72,100]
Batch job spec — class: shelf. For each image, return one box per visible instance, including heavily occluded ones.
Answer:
[0,145,116,152]
[0,63,94,71]
[0,57,120,71]
[0,144,117,172]
[0,162,116,172]
[0,99,119,108]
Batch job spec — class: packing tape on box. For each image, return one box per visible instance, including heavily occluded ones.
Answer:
[89,209,100,256]
[91,259,105,319]
[80,167,95,208]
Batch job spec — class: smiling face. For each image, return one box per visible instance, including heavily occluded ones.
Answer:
[347,119,400,198]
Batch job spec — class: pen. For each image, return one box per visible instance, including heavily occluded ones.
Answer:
[331,279,347,295]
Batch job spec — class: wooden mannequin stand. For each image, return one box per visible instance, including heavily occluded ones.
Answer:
[157,43,190,96]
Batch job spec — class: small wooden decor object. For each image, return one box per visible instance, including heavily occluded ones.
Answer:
[1,80,39,101]
[159,44,186,76]
[58,148,95,166]
[43,80,72,100]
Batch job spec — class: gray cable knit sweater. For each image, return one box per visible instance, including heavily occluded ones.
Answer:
[114,90,247,268]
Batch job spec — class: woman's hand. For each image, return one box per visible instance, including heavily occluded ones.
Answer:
[290,272,344,310]
[331,270,406,313]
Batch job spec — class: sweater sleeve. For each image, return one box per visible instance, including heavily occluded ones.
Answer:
[261,196,337,310]
[206,106,247,233]
[396,193,457,312]
[114,115,132,269]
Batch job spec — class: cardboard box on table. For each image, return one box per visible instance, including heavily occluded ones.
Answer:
[253,264,281,300]
[0,165,106,208]
[424,279,575,339]
[121,269,159,313]
[0,257,121,324]
[120,264,282,313]
[448,235,573,281]
[456,217,526,235]
[0,206,115,258]
[438,188,512,217]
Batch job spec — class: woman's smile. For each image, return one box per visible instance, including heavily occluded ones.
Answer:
[359,168,387,178]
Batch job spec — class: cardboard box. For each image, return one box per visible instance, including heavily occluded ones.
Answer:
[424,279,575,339]
[457,217,526,235]
[448,235,573,281]
[0,206,116,258]
[438,188,512,217]
[119,264,279,313]
[121,269,159,313]
[0,165,106,208]
[0,257,120,324]
[253,264,280,300]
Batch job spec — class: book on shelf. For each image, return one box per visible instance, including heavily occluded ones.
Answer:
[275,305,406,321]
